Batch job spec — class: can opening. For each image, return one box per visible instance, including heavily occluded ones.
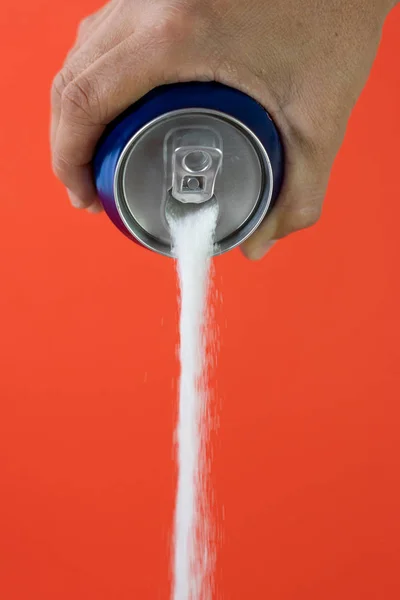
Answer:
[165,192,220,231]
[166,126,223,205]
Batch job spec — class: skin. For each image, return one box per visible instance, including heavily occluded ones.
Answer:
[51,0,398,259]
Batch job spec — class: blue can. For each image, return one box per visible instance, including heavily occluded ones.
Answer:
[94,82,284,257]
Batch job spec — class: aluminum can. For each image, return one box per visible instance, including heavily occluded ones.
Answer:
[94,82,284,257]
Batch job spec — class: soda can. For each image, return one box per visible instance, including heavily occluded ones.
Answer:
[93,82,284,257]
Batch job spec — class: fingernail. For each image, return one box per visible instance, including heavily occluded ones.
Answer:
[67,189,86,209]
[251,240,277,260]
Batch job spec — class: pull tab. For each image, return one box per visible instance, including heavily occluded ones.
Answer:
[164,127,223,205]
[171,147,222,204]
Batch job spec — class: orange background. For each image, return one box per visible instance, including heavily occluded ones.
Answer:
[1,2,400,599]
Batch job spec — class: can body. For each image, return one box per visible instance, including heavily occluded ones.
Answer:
[93,82,284,257]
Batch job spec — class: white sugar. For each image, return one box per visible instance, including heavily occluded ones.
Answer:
[170,203,218,600]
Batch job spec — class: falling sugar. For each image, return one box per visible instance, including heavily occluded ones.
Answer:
[170,202,218,600]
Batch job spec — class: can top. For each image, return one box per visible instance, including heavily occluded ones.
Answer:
[114,109,272,257]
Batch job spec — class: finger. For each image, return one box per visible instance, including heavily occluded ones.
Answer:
[52,34,167,207]
[241,152,329,260]
[50,0,124,167]
[69,0,120,58]
[86,198,104,214]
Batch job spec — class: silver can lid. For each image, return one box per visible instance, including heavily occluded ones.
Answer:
[114,109,273,257]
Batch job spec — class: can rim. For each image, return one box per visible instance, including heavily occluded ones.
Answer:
[113,108,274,258]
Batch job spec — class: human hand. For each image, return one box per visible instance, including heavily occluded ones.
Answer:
[51,0,397,258]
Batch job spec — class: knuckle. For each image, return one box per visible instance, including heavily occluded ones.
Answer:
[148,3,196,47]
[52,65,101,123]
[76,13,98,42]
[51,151,70,182]
[51,65,76,105]
[77,15,93,35]
[282,204,322,235]
[287,110,321,157]
[283,98,337,159]
[60,76,101,123]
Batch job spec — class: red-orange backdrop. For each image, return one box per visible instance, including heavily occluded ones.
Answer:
[1,2,400,599]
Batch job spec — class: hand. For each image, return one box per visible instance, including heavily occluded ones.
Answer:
[51,0,397,258]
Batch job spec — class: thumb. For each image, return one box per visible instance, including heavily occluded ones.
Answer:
[241,153,328,260]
